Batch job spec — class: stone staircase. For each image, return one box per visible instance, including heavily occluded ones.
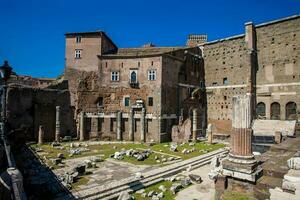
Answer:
[69,148,229,200]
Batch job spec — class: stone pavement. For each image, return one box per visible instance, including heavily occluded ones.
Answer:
[175,164,215,200]
[54,156,158,191]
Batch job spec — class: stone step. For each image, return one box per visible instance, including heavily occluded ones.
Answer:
[75,148,228,200]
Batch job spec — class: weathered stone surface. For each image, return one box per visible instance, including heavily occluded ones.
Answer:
[158,185,166,192]
[189,174,202,183]
[170,183,183,194]
[287,157,300,170]
[117,191,133,200]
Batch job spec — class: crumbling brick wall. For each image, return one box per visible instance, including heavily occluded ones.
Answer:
[6,85,76,142]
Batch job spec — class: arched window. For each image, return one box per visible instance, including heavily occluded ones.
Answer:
[271,102,280,120]
[256,102,266,119]
[286,102,297,120]
[130,71,137,83]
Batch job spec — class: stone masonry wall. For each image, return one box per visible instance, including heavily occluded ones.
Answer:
[6,86,76,142]
[255,16,300,120]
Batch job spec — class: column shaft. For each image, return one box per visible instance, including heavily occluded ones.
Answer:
[129,109,134,141]
[117,111,122,141]
[79,112,85,141]
[141,108,146,142]
[55,106,61,142]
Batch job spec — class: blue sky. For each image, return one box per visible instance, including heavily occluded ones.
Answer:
[0,0,300,78]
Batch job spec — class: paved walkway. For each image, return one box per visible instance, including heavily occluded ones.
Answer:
[175,164,215,200]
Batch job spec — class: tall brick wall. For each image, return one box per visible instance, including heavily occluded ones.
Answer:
[255,16,300,120]
[203,15,300,133]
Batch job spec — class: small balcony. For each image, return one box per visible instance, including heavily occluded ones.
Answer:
[129,81,139,88]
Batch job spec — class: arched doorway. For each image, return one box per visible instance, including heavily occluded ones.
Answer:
[286,102,297,120]
[256,102,266,119]
[271,102,280,120]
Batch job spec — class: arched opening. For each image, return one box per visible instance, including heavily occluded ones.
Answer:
[286,102,297,120]
[256,102,266,119]
[270,102,280,120]
[130,71,137,83]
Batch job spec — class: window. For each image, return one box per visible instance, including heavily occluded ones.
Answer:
[98,97,104,107]
[111,71,119,81]
[148,97,153,106]
[75,49,81,59]
[130,71,137,83]
[271,102,280,120]
[286,102,297,120]
[212,82,217,86]
[256,102,266,118]
[223,77,228,85]
[76,36,82,43]
[124,97,130,107]
[224,96,227,101]
[148,70,156,81]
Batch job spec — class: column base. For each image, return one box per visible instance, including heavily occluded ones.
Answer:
[222,158,262,182]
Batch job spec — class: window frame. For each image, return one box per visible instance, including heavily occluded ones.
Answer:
[124,97,130,107]
[111,71,120,82]
[130,69,138,83]
[75,49,82,59]
[148,69,157,81]
[76,36,82,43]
[148,97,153,106]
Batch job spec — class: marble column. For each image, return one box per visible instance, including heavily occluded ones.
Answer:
[55,106,61,142]
[117,111,122,141]
[230,95,253,158]
[38,125,44,145]
[129,109,134,141]
[79,111,85,141]
[192,109,198,141]
[222,94,261,182]
[140,108,146,142]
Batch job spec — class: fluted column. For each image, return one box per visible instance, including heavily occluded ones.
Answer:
[230,94,254,159]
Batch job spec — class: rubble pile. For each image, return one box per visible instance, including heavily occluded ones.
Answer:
[136,174,199,199]
[111,149,153,161]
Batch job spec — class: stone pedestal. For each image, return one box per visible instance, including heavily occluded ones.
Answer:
[222,95,262,182]
[192,109,197,141]
[55,106,61,142]
[141,108,146,142]
[117,111,122,141]
[79,112,85,141]
[129,109,134,141]
[38,125,44,144]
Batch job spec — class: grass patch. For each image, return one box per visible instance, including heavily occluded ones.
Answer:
[221,191,249,200]
[150,142,225,160]
[30,142,225,167]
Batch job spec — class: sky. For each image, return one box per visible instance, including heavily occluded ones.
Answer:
[0,0,300,78]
